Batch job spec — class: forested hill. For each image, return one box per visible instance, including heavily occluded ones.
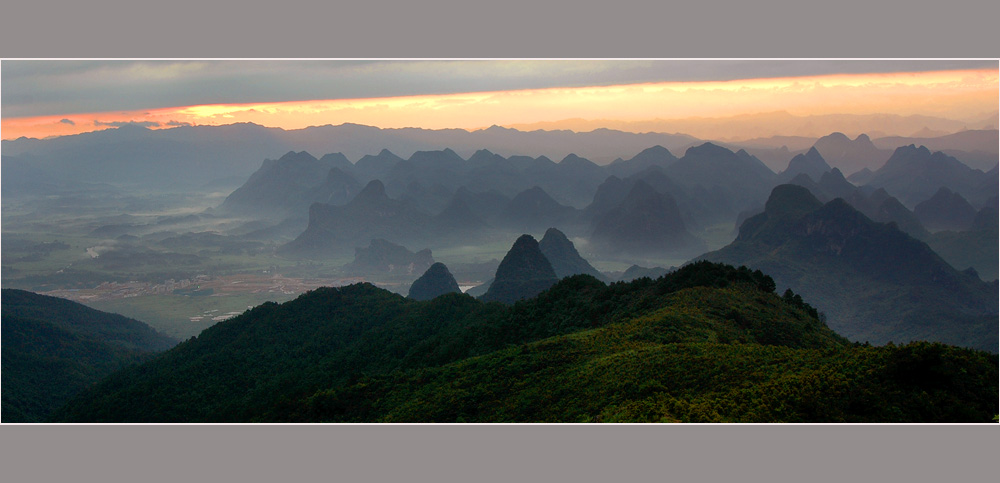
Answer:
[2,289,177,422]
[51,262,998,423]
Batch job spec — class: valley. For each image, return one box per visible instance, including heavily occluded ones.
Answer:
[2,84,997,422]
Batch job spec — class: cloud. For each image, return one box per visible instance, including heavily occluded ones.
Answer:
[93,120,161,128]
[4,59,996,119]
[59,118,75,125]
[165,120,192,127]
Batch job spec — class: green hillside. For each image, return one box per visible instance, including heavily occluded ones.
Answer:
[2,289,177,422]
[50,262,997,423]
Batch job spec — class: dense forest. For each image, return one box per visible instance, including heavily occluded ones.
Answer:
[1,289,177,422]
[50,262,998,423]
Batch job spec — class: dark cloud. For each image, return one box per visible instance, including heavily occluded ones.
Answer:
[3,59,995,119]
[59,118,75,125]
[93,120,161,128]
[165,120,192,127]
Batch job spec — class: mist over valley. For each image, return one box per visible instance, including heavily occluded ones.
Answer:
[3,63,998,422]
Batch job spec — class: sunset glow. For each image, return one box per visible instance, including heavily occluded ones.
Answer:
[3,68,996,140]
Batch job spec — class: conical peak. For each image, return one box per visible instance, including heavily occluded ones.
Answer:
[354,179,388,203]
[765,184,823,217]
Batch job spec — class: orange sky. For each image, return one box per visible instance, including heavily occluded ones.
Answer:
[2,68,997,140]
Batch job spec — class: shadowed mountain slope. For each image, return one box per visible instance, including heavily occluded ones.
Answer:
[220,151,350,217]
[863,145,997,208]
[913,187,978,232]
[538,228,608,282]
[778,147,832,184]
[408,262,462,301]
[698,184,998,352]
[480,235,560,304]
[280,180,434,258]
[343,239,434,276]
[591,180,704,258]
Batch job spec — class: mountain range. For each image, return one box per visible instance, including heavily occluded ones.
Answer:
[698,184,998,352]
[6,121,993,196]
[859,144,997,208]
[506,111,994,145]
[342,239,435,277]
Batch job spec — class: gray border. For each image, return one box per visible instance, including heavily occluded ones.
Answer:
[1,1,998,482]
[1,1,999,58]
[1,425,999,481]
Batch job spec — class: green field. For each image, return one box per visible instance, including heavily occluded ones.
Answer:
[87,292,298,340]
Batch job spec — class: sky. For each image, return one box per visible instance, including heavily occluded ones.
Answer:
[1,59,997,140]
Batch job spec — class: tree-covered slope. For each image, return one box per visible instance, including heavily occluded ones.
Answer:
[2,289,176,352]
[49,263,997,423]
[1,289,177,422]
[304,325,995,423]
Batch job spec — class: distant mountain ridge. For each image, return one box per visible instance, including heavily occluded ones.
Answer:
[220,151,352,217]
[343,239,434,276]
[862,145,997,209]
[699,184,998,352]
[279,180,435,258]
[4,120,992,195]
[591,180,704,258]
[778,147,833,184]
[0,123,707,193]
[504,111,980,143]
[914,187,979,232]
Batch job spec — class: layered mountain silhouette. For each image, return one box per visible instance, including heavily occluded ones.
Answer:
[923,203,1000,281]
[343,239,434,276]
[303,167,363,207]
[537,228,608,282]
[662,143,776,222]
[441,187,510,224]
[862,145,997,208]
[480,235,559,304]
[777,147,832,184]
[279,180,434,258]
[606,145,679,178]
[220,151,352,217]
[811,132,889,175]
[353,148,405,182]
[407,262,462,301]
[699,184,998,352]
[586,145,773,230]
[590,180,704,258]
[870,129,999,171]
[786,168,929,240]
[5,121,992,195]
[617,264,671,282]
[496,186,578,232]
[971,206,999,232]
[913,187,978,232]
[432,193,490,235]
[383,149,467,200]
